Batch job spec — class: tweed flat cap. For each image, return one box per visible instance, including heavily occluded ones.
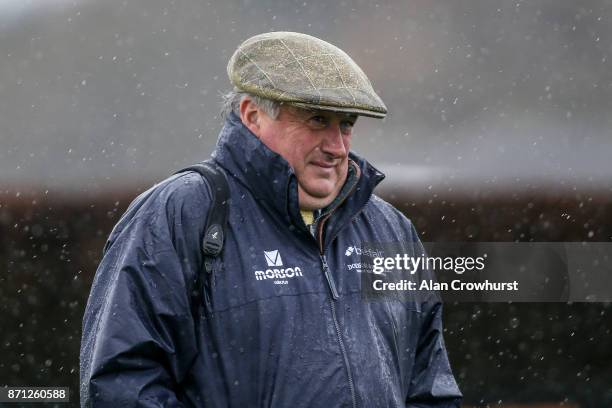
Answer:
[227,31,387,118]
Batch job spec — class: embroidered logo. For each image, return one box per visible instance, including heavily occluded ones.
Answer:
[255,250,303,284]
[264,250,283,267]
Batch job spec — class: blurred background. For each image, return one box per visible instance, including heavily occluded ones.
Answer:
[1,0,611,406]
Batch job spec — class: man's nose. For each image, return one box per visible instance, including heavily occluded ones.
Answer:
[320,125,348,157]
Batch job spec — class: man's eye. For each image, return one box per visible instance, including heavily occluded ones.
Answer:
[340,120,355,134]
[308,116,327,126]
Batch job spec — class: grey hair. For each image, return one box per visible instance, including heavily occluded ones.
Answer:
[220,89,281,120]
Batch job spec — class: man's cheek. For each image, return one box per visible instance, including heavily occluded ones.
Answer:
[343,135,352,150]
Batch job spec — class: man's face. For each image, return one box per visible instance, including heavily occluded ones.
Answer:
[241,100,357,210]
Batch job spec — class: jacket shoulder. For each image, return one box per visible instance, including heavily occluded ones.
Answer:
[366,193,414,225]
[362,193,419,242]
[107,171,213,246]
[136,171,212,215]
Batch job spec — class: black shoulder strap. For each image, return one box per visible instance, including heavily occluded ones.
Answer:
[173,159,230,266]
[174,159,229,316]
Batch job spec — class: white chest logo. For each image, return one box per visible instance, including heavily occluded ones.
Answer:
[255,250,303,284]
[264,250,283,266]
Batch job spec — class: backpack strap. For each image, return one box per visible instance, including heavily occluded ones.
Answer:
[174,159,229,314]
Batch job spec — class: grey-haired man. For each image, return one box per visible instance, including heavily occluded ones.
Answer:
[81,32,462,407]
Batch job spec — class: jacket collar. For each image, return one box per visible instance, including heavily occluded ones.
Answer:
[212,112,386,232]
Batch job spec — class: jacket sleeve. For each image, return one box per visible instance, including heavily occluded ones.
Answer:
[80,174,209,407]
[405,223,463,408]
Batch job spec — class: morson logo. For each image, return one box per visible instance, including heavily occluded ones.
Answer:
[264,250,283,267]
[255,250,303,284]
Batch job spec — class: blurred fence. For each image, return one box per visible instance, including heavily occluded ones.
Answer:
[1,183,611,407]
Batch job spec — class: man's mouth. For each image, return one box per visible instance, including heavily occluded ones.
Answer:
[311,161,336,169]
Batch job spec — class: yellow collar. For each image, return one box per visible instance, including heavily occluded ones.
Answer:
[300,209,314,226]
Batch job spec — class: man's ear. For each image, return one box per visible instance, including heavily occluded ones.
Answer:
[239,97,260,135]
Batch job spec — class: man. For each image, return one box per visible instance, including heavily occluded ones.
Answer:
[80,31,462,407]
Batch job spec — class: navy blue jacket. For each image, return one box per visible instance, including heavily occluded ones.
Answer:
[80,112,462,407]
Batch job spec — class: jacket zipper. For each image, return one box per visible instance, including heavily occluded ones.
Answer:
[315,161,361,298]
[316,207,370,408]
[310,161,362,408]
[318,221,357,408]
[319,253,357,408]
[320,254,339,300]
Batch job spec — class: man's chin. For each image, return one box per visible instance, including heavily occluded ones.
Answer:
[303,183,337,199]
[298,185,340,210]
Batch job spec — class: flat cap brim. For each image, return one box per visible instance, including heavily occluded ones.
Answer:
[228,32,387,119]
[288,102,386,119]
